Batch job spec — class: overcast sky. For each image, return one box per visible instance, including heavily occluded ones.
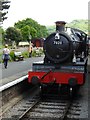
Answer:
[2,0,89,29]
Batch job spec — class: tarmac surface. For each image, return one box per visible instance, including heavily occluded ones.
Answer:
[0,56,44,86]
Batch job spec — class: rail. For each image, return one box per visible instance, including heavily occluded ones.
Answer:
[19,98,41,120]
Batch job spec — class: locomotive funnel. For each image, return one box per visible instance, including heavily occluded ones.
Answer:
[55,21,66,32]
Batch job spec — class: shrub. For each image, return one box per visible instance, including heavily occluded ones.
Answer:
[22,51,29,58]
[10,51,15,61]
[0,53,3,63]
[32,50,37,57]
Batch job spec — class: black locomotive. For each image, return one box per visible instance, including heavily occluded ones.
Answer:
[44,21,88,64]
[28,21,88,95]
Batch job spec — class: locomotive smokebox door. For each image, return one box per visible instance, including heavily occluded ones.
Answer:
[44,27,73,63]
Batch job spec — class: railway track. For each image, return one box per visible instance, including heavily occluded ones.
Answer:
[1,77,88,120]
[1,87,88,120]
[1,86,82,120]
[19,95,82,120]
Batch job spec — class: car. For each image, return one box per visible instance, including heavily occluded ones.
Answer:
[14,51,24,61]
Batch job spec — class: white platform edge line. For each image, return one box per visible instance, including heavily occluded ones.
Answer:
[0,75,28,92]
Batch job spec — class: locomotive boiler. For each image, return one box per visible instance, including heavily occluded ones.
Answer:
[28,21,88,95]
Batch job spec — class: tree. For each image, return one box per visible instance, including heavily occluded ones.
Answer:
[67,19,88,33]
[29,26,37,39]
[88,20,90,35]
[21,25,30,42]
[14,18,48,39]
[5,27,23,45]
[40,25,48,37]
[20,25,37,42]
[0,27,4,44]
[0,0,11,22]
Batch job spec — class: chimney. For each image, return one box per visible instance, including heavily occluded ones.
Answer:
[55,21,66,32]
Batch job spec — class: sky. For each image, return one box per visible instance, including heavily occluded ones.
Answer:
[2,0,89,29]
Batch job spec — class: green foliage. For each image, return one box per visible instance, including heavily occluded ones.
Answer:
[0,27,4,44]
[22,51,29,58]
[14,18,48,39]
[46,25,56,34]
[22,49,44,58]
[32,50,37,57]
[67,19,88,33]
[10,50,14,61]
[0,52,3,63]
[5,27,23,45]
[20,25,37,41]
[47,19,88,34]
[88,20,90,35]
[21,25,30,41]
[10,50,29,60]
[32,48,43,57]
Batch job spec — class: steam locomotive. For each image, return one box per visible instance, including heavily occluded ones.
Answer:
[28,21,88,94]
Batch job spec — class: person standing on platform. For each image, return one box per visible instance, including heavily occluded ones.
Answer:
[28,45,33,58]
[3,44,10,69]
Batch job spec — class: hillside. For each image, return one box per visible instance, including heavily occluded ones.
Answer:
[46,19,88,34]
